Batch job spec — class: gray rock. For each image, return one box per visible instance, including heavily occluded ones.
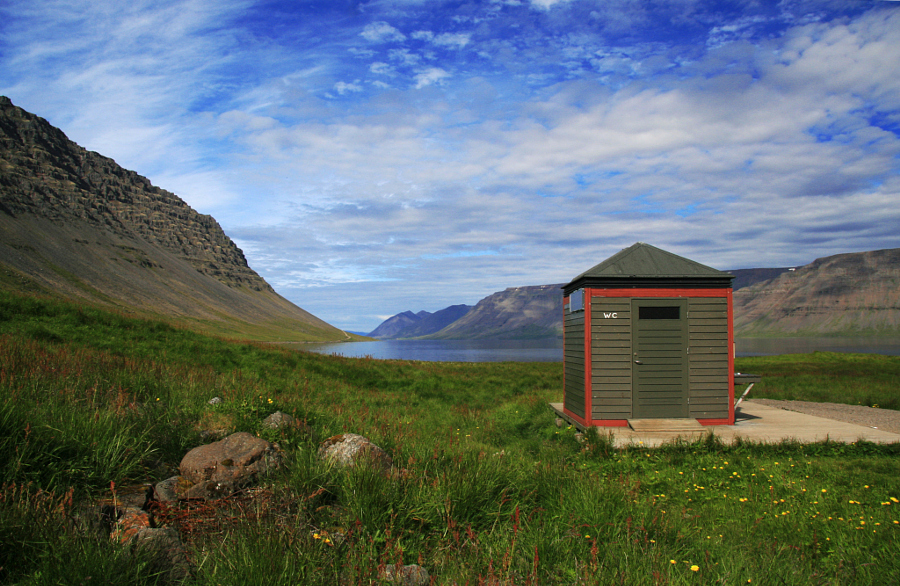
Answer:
[130,526,192,582]
[153,476,189,503]
[318,433,393,474]
[262,410,295,430]
[379,564,430,586]
[208,397,223,405]
[180,432,283,488]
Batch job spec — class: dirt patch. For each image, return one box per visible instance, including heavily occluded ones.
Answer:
[746,399,900,435]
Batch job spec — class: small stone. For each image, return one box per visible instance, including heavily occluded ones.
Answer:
[262,410,295,430]
[153,476,189,503]
[555,417,564,428]
[318,433,393,474]
[380,564,430,586]
[208,397,223,405]
[130,527,192,582]
[111,506,152,544]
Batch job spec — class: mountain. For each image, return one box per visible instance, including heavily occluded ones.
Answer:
[424,284,565,340]
[368,305,472,338]
[728,267,794,291]
[733,248,900,337]
[0,96,350,342]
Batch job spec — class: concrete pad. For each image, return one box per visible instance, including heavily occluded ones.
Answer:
[549,401,900,448]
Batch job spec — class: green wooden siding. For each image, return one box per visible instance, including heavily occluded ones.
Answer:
[688,297,730,419]
[590,299,632,420]
[563,301,585,419]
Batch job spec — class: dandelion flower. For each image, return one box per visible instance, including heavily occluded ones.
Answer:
[670,560,677,565]
[691,565,699,572]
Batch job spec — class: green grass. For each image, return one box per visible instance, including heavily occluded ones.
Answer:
[1,290,899,584]
[735,352,900,410]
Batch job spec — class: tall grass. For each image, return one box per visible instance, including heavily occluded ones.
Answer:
[1,290,899,584]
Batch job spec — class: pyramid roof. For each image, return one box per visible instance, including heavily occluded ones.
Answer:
[564,243,733,292]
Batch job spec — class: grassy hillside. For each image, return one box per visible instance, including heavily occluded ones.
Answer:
[2,291,899,584]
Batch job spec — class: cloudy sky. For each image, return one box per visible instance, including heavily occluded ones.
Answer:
[2,0,899,332]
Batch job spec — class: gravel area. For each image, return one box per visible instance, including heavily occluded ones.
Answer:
[746,399,900,435]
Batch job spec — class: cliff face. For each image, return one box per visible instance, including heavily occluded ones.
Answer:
[0,96,264,291]
[0,96,346,342]
[733,248,900,336]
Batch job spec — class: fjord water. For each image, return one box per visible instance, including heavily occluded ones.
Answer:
[303,337,900,362]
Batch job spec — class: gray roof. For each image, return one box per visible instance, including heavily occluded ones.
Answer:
[564,243,733,291]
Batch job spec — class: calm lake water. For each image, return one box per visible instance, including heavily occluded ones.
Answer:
[301,337,900,362]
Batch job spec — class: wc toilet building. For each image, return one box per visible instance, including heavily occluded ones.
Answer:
[561,243,736,427]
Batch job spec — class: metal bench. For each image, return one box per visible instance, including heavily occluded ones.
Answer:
[734,373,762,408]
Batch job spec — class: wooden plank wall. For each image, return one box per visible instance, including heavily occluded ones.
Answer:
[590,298,632,420]
[563,301,585,419]
[688,297,730,419]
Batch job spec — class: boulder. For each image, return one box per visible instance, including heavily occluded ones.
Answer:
[180,431,283,487]
[318,433,393,474]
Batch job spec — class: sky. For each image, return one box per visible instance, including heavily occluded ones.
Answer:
[2,0,899,333]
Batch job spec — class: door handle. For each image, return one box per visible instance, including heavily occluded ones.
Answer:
[634,360,643,364]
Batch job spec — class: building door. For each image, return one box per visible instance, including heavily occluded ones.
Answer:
[631,298,689,418]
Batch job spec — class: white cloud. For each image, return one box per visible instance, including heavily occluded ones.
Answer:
[414,67,451,88]
[370,62,395,75]
[360,21,406,43]
[529,0,574,10]
[334,80,363,94]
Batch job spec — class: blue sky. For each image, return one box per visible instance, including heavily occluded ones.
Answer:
[2,0,899,332]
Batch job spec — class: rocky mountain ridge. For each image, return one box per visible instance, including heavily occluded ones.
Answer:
[733,247,900,336]
[0,96,347,342]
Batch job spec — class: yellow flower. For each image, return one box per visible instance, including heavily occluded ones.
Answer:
[670,560,677,565]
[691,565,699,572]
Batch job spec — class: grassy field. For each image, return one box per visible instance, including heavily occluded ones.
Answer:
[1,290,899,585]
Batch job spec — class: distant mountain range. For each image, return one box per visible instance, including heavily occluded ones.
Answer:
[733,248,900,336]
[369,252,900,339]
[0,96,350,342]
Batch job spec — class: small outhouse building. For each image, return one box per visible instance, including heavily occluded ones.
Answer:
[561,243,735,427]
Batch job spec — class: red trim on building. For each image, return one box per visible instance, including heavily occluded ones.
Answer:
[562,407,588,429]
[698,418,732,426]
[583,292,592,426]
[580,285,735,427]
[588,288,729,298]
[591,419,630,427]
[726,288,735,424]
[562,294,568,399]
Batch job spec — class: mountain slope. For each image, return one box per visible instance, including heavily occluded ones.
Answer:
[369,304,472,339]
[0,96,349,342]
[733,248,900,337]
[425,284,564,340]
